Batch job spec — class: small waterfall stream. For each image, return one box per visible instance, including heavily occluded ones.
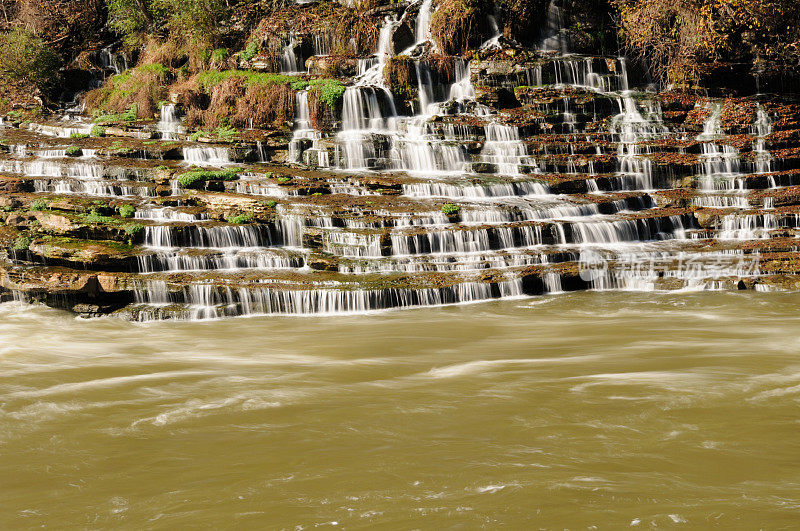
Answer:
[157,104,185,140]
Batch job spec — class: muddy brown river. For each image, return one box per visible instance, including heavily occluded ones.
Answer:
[2,292,799,527]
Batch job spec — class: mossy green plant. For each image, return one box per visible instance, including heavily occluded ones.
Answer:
[65,146,81,157]
[84,209,114,224]
[240,39,261,62]
[29,198,49,211]
[226,212,254,224]
[195,70,302,92]
[13,236,32,251]
[93,104,138,124]
[211,48,229,63]
[123,223,143,236]
[441,203,461,216]
[117,204,136,218]
[177,168,240,189]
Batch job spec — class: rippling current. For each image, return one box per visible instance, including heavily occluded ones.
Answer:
[2,292,799,528]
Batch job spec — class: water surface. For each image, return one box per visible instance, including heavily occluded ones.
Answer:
[2,292,799,528]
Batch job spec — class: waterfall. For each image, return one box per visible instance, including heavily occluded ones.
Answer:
[698,103,723,140]
[718,214,777,240]
[135,207,210,222]
[28,122,93,138]
[289,90,327,166]
[100,43,128,76]
[415,0,434,44]
[130,279,523,320]
[540,0,566,52]
[481,123,537,175]
[157,104,185,140]
[182,147,231,165]
[448,59,476,102]
[752,105,773,175]
[608,93,668,191]
[280,34,305,74]
[358,17,400,86]
[696,103,745,192]
[143,224,281,249]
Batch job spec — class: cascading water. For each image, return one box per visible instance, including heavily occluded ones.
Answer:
[157,104,185,140]
[289,90,328,167]
[608,94,668,190]
[540,0,567,52]
[752,105,773,175]
[280,33,305,74]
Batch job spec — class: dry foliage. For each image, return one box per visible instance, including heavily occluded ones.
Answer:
[430,0,488,55]
[384,56,416,89]
[616,0,800,86]
[427,54,456,84]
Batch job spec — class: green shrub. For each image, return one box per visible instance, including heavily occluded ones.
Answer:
[0,29,60,92]
[91,125,106,137]
[84,209,114,224]
[213,125,239,142]
[226,212,254,224]
[123,223,144,236]
[211,48,229,63]
[106,0,228,45]
[262,200,277,208]
[65,146,82,157]
[70,133,89,139]
[195,70,301,92]
[240,39,261,62]
[188,130,208,142]
[93,104,138,124]
[13,236,32,251]
[290,80,310,91]
[441,203,461,216]
[307,79,346,110]
[117,204,136,218]
[177,168,240,188]
[29,198,49,211]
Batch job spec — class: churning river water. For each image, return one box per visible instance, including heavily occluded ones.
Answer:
[2,292,799,528]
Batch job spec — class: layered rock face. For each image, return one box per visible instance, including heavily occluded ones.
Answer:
[1,3,799,320]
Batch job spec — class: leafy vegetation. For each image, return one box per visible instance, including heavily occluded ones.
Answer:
[226,212,254,224]
[117,204,136,218]
[0,29,60,92]
[441,203,461,216]
[84,209,115,224]
[93,104,138,124]
[13,236,32,251]
[195,70,302,91]
[302,79,347,110]
[123,222,144,236]
[106,0,228,46]
[29,198,50,211]
[177,168,240,188]
[65,146,82,157]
